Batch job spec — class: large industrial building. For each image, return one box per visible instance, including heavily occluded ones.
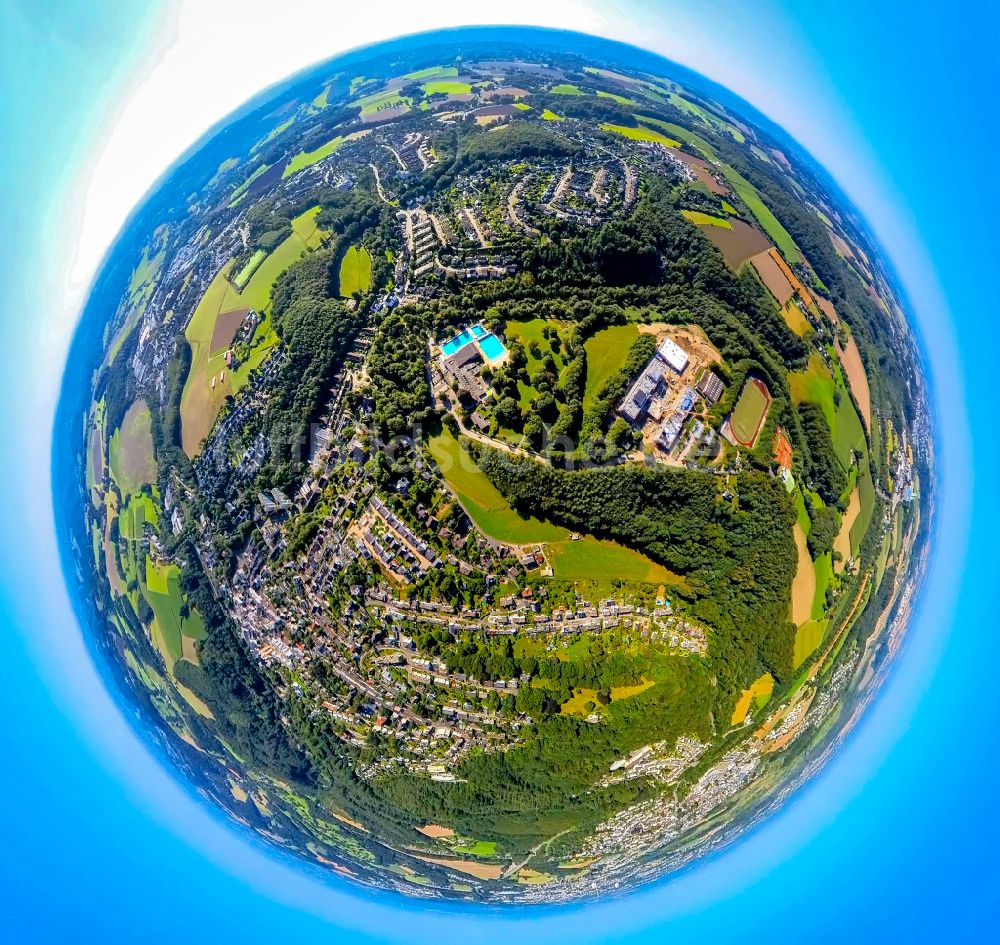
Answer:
[657,337,690,374]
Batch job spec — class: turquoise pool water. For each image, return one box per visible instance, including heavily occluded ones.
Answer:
[441,322,492,357]
[441,328,475,356]
[479,332,507,362]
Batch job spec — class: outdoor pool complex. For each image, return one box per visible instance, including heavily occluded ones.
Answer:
[479,333,507,362]
[441,322,507,364]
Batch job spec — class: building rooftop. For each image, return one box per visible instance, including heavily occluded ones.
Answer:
[657,337,690,373]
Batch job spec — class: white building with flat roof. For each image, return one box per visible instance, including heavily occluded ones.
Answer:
[657,337,690,374]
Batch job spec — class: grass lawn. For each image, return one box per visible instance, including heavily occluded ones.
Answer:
[794,619,828,668]
[812,552,833,619]
[255,118,294,150]
[790,351,867,471]
[541,109,563,121]
[793,488,811,534]
[600,123,680,147]
[667,92,745,142]
[561,679,656,717]
[681,210,732,228]
[583,324,640,409]
[339,245,373,297]
[635,115,717,158]
[544,535,682,585]
[731,673,774,724]
[850,457,877,553]
[422,80,472,95]
[874,529,892,592]
[283,131,369,178]
[551,84,584,95]
[517,869,554,885]
[118,492,159,541]
[506,318,567,364]
[404,65,458,81]
[833,391,866,469]
[233,249,265,287]
[729,377,771,445]
[230,163,268,204]
[504,318,570,410]
[453,840,497,857]
[109,400,156,495]
[142,557,206,669]
[789,352,837,427]
[427,428,568,544]
[596,90,634,105]
[355,87,409,118]
[128,244,165,299]
[726,174,802,263]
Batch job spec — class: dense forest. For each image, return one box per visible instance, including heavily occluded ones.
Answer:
[474,445,798,701]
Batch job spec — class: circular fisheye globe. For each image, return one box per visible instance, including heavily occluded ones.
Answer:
[62,28,932,902]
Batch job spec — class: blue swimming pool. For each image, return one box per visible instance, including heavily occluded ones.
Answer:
[479,332,507,362]
[440,323,507,362]
[441,328,476,357]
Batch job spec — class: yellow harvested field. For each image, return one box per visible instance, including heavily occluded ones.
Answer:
[836,334,872,430]
[768,691,817,752]
[414,855,503,880]
[834,485,861,568]
[181,635,200,664]
[558,857,599,870]
[791,523,815,625]
[794,618,828,668]
[517,868,554,885]
[781,299,812,337]
[731,673,774,725]
[331,810,368,831]
[416,824,455,839]
[175,681,215,719]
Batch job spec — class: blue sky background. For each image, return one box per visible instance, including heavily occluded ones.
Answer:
[1,1,998,941]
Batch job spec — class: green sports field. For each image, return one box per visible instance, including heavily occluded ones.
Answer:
[729,377,771,446]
